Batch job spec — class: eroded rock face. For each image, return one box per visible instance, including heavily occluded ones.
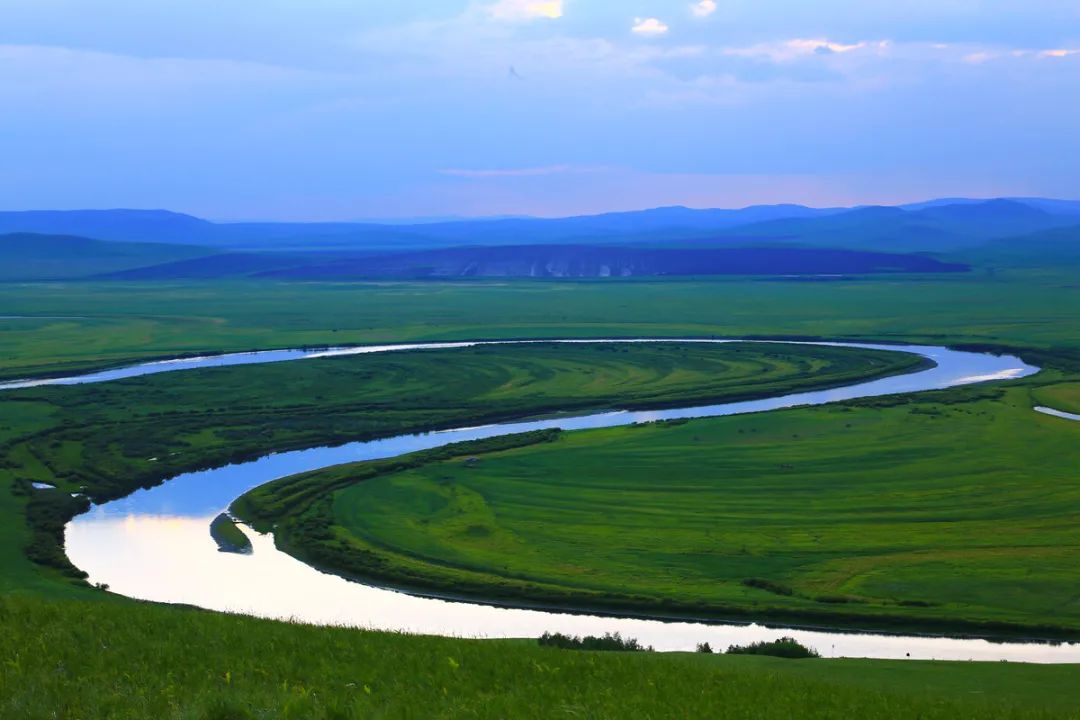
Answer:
[254,245,969,280]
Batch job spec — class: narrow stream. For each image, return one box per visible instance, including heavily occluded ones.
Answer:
[28,337,1077,661]
[1035,406,1080,422]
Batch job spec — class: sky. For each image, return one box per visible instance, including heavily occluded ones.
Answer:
[1,0,1078,220]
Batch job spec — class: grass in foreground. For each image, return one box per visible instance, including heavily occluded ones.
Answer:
[3,595,1080,720]
[258,382,1080,636]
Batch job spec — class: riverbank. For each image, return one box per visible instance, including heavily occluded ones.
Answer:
[271,383,1079,641]
[3,340,925,586]
[59,341,1071,656]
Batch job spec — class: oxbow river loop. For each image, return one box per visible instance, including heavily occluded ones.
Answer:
[17,337,1074,661]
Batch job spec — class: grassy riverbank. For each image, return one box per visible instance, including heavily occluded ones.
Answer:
[2,272,1079,717]
[246,380,1080,638]
[1,341,915,594]
[3,594,1080,720]
[1,270,1077,381]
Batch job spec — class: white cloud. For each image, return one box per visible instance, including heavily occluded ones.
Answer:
[723,38,869,62]
[690,1,717,18]
[1038,48,1079,58]
[968,47,1079,63]
[486,0,564,22]
[963,51,995,64]
[632,18,670,37]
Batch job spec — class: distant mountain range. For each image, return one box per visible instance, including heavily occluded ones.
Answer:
[0,197,1076,281]
[2,198,1077,254]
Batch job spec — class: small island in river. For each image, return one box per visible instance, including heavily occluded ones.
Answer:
[210,513,253,554]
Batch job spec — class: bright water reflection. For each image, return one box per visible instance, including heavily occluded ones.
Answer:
[1035,406,1080,422]
[65,515,1080,662]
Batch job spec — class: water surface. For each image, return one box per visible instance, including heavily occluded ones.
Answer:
[61,339,1076,661]
[1035,406,1080,422]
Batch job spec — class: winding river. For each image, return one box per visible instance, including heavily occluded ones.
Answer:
[12,337,1080,661]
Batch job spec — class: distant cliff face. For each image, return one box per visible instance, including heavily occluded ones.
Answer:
[259,245,969,279]
[95,242,971,281]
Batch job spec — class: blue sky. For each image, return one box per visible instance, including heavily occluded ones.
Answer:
[1,0,1077,219]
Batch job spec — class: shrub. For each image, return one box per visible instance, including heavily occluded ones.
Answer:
[725,637,820,659]
[538,632,652,652]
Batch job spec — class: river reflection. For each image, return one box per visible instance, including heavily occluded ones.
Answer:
[66,514,1080,662]
[62,339,1080,662]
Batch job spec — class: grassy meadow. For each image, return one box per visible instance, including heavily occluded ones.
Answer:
[5,594,1080,720]
[1,271,1079,717]
[1,341,911,594]
[242,381,1080,637]
[1,268,1077,381]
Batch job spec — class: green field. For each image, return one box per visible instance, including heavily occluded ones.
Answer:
[1,269,1077,381]
[2,271,1080,717]
[1,341,916,594]
[4,594,1080,720]
[1032,382,1080,414]
[237,381,1080,637]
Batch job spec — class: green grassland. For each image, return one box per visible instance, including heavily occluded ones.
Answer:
[1,341,914,594]
[241,381,1080,637]
[1032,381,1080,414]
[1,268,1077,381]
[3,270,1080,717]
[5,595,1080,720]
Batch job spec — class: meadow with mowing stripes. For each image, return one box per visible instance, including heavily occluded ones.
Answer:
[2,273,1080,718]
[1,341,917,593]
[239,380,1080,638]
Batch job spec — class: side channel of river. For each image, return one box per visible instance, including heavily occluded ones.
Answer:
[43,338,1080,662]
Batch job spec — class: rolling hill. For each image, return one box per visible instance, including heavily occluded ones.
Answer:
[104,245,968,280]
[706,200,1079,252]
[0,233,214,281]
[3,198,1077,281]
[0,205,843,251]
[961,225,1080,267]
[2,198,1076,255]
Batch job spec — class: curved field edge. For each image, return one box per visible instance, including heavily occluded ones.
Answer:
[234,380,1080,641]
[2,273,1077,382]
[4,596,1079,720]
[1,340,921,589]
[1031,381,1080,415]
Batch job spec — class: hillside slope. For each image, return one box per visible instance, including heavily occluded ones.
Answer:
[0,233,213,281]
[103,245,968,280]
[716,200,1078,252]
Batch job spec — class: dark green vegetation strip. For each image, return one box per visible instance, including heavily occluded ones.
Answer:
[273,381,1080,638]
[2,595,1079,720]
[0,341,917,592]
